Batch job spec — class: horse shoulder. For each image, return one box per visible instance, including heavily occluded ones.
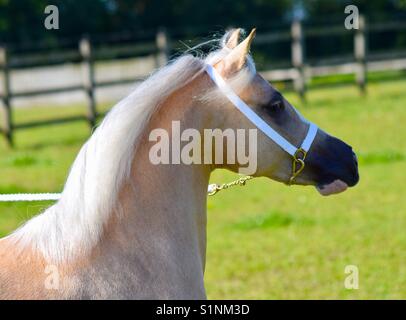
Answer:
[0,238,57,299]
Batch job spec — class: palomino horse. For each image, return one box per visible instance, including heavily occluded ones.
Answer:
[0,29,358,299]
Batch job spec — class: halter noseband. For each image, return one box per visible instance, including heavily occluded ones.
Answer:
[205,64,318,185]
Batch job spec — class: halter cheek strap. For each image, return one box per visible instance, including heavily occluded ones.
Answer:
[205,64,318,184]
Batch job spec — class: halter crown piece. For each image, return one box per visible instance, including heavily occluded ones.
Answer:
[205,64,318,195]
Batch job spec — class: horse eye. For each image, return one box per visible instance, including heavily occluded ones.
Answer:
[271,100,284,110]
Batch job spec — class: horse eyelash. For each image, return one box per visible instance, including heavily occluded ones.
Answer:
[271,101,284,109]
[262,100,284,112]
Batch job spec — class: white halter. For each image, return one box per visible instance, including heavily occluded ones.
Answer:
[205,64,318,184]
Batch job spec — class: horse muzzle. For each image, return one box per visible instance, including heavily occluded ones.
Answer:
[307,135,360,196]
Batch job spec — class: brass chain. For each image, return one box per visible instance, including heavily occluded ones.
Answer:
[208,148,307,195]
[208,176,254,196]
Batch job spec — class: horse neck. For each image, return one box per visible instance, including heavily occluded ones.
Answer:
[94,77,213,287]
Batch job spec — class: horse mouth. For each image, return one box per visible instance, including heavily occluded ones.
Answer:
[316,179,348,196]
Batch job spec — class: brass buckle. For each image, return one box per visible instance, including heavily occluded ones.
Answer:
[288,148,307,185]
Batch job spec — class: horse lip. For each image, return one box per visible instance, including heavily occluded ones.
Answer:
[316,179,348,196]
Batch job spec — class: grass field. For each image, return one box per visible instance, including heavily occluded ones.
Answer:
[1,78,406,299]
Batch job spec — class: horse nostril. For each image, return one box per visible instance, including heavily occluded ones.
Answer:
[352,152,358,166]
[350,151,360,186]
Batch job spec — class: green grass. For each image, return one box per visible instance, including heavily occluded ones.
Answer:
[308,69,406,88]
[1,79,406,299]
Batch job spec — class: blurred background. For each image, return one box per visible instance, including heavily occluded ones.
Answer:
[0,0,406,299]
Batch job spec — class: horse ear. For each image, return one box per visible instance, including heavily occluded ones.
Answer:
[225,28,241,49]
[218,28,256,76]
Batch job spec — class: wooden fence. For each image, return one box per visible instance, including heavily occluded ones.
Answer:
[1,16,406,146]
[0,30,171,146]
[259,15,406,95]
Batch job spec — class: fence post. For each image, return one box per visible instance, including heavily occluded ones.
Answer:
[291,20,306,101]
[156,29,170,68]
[354,15,367,94]
[0,46,13,146]
[79,37,97,129]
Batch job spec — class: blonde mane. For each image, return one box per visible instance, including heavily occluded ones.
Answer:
[8,30,256,264]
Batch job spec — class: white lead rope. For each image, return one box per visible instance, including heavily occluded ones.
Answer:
[0,189,219,202]
[0,193,62,202]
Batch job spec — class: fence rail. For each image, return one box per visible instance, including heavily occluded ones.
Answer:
[0,31,171,146]
[1,17,406,146]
